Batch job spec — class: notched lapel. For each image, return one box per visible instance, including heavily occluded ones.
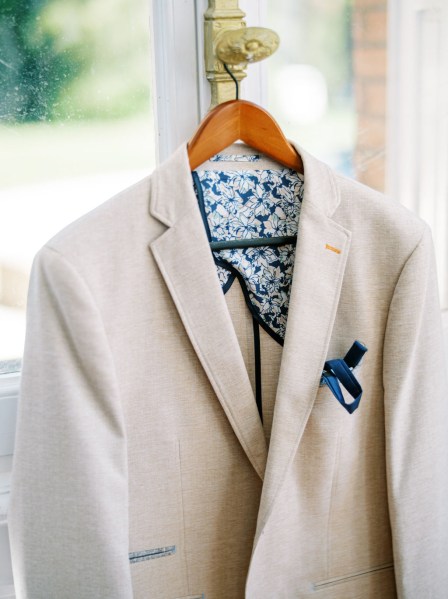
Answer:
[146,140,352,529]
[244,140,353,561]
[147,143,268,481]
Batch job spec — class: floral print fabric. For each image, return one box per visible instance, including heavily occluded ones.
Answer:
[209,153,261,162]
[193,168,305,345]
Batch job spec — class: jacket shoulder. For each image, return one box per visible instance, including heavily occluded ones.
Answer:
[36,173,163,267]
[333,170,430,254]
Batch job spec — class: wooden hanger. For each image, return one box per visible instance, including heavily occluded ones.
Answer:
[187,98,304,174]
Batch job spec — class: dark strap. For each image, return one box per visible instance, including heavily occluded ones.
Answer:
[209,236,297,250]
[321,340,368,414]
[252,315,263,424]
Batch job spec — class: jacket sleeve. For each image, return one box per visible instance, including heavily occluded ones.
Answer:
[7,245,133,599]
[383,223,448,598]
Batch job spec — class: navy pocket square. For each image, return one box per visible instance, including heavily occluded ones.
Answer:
[320,340,368,414]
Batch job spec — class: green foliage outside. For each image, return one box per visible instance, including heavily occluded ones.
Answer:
[0,0,151,123]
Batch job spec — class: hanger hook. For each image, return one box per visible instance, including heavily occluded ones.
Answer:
[222,62,239,100]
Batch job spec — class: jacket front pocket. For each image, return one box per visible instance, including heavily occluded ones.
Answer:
[313,562,394,590]
[127,437,186,595]
[128,436,184,546]
[129,545,176,564]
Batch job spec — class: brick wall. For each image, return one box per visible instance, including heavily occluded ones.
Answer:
[352,0,387,192]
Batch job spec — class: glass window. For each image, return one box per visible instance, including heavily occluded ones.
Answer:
[0,0,155,361]
[267,0,386,190]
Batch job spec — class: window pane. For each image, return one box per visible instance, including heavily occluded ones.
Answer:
[0,0,155,361]
[267,0,387,190]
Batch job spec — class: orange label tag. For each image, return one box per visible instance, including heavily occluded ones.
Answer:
[325,243,341,254]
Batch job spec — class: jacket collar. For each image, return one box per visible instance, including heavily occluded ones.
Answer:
[147,139,351,550]
[149,139,342,226]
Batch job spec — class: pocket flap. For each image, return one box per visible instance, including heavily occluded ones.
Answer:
[129,545,176,563]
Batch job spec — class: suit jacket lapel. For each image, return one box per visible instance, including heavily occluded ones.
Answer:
[147,141,352,513]
[148,142,268,480]
[251,149,352,549]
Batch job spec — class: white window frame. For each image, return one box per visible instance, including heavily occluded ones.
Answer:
[0,368,20,599]
[386,0,448,315]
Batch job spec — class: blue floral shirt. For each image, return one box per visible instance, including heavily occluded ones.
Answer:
[193,156,304,346]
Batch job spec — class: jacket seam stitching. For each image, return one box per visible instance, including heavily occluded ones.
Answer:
[326,428,342,578]
[381,223,428,392]
[177,439,191,591]
[150,171,174,227]
[326,165,342,214]
[42,243,130,492]
[39,242,132,568]
[43,245,120,386]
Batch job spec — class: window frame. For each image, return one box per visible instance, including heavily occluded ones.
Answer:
[386,0,448,312]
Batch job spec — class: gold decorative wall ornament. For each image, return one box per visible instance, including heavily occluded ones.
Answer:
[204,0,280,109]
[215,27,280,66]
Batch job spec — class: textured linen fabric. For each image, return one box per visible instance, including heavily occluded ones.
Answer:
[7,140,448,598]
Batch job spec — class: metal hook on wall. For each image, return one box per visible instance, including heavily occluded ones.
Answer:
[204,0,280,110]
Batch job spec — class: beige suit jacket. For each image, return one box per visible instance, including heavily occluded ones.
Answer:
[7,140,448,598]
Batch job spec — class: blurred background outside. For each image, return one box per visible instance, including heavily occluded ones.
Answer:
[1,0,385,363]
[0,0,155,363]
[268,0,386,189]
